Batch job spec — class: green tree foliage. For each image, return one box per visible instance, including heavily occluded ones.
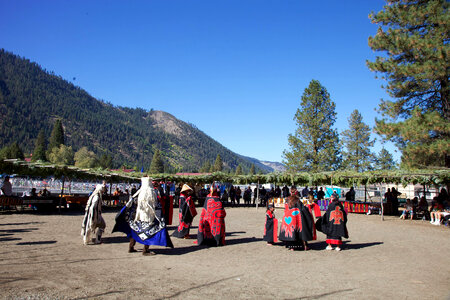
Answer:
[48,144,74,165]
[149,149,164,173]
[0,50,273,173]
[283,80,341,172]
[375,147,396,170]
[48,119,65,152]
[99,154,113,169]
[74,147,99,168]
[214,154,223,172]
[199,160,212,173]
[0,142,24,160]
[235,164,243,175]
[367,0,450,167]
[341,110,375,172]
[377,107,449,168]
[249,164,255,175]
[32,129,47,161]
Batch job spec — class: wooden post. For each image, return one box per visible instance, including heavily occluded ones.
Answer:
[380,184,384,221]
[256,180,260,210]
[364,184,367,201]
[59,176,65,214]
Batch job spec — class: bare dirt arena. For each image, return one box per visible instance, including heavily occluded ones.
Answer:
[1,207,449,300]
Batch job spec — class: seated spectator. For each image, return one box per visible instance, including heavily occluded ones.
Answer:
[416,196,429,219]
[1,176,12,196]
[429,197,444,225]
[400,199,414,220]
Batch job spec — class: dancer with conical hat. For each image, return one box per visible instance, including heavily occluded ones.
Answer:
[113,176,173,255]
[81,183,106,245]
[172,184,197,239]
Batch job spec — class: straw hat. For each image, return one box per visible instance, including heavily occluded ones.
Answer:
[180,184,193,193]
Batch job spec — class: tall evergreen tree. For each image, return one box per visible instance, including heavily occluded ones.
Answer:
[341,110,375,172]
[375,147,396,170]
[213,154,223,172]
[200,160,212,173]
[249,164,255,175]
[32,129,47,161]
[235,164,243,175]
[149,149,164,173]
[99,154,113,169]
[48,119,65,152]
[367,0,450,167]
[283,80,341,172]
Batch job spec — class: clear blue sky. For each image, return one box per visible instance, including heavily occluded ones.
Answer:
[0,0,399,163]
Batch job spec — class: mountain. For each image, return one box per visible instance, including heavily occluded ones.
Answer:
[0,49,273,173]
[259,161,286,172]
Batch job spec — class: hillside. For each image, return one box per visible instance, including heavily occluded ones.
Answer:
[0,49,273,173]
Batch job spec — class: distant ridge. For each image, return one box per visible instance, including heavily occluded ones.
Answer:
[0,49,275,173]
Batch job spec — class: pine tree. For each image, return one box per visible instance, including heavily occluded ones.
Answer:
[341,110,375,172]
[200,160,212,173]
[375,147,396,170]
[235,164,243,175]
[377,107,449,168]
[213,154,223,172]
[149,149,164,173]
[283,80,341,172]
[249,164,255,175]
[32,129,47,161]
[48,119,65,152]
[99,154,113,169]
[367,0,450,167]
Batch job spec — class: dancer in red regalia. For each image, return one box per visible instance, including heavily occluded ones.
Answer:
[197,185,226,246]
[279,187,315,251]
[172,184,197,239]
[318,194,348,251]
[263,204,278,245]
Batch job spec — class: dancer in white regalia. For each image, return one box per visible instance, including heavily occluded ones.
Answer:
[81,183,106,245]
[113,176,173,255]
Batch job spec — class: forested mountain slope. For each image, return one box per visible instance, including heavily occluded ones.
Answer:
[0,49,273,172]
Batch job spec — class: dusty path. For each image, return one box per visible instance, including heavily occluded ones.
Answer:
[0,207,449,299]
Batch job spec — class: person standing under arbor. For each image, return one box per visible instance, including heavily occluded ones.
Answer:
[236,186,242,206]
[229,185,236,207]
[317,187,325,200]
[81,183,106,245]
[172,184,197,239]
[282,185,290,198]
[391,187,401,216]
[253,186,258,205]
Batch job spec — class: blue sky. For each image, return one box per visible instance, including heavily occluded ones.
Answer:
[0,0,398,163]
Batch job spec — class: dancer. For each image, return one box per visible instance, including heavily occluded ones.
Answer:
[197,185,226,246]
[113,177,173,255]
[81,183,106,245]
[318,194,348,251]
[263,204,278,245]
[279,186,315,251]
[172,184,197,239]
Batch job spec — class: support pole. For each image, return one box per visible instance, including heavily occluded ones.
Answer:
[256,180,259,210]
[59,176,65,214]
[380,184,384,221]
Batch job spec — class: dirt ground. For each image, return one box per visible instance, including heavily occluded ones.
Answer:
[0,206,449,300]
